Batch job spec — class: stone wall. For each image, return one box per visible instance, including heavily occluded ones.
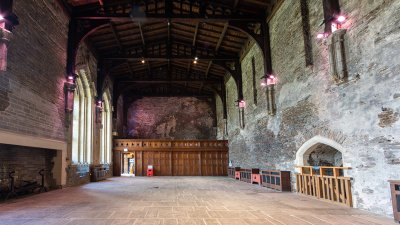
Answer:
[0,0,68,141]
[221,0,400,216]
[126,97,216,139]
[0,0,110,187]
[0,144,57,191]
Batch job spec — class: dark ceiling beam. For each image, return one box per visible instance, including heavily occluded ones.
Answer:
[202,22,228,89]
[138,22,146,46]
[106,55,237,61]
[109,22,123,51]
[242,0,271,7]
[110,61,225,77]
[186,21,199,86]
[192,22,199,47]
[215,23,229,52]
[137,22,152,75]
[73,2,264,22]
[204,61,212,79]
[119,80,221,84]
[126,62,134,79]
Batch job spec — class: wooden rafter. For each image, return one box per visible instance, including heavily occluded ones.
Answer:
[66,0,276,97]
[109,22,123,51]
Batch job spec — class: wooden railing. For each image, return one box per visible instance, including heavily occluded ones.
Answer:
[114,139,228,151]
[294,166,353,207]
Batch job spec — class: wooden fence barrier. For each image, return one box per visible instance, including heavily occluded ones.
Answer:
[294,166,352,207]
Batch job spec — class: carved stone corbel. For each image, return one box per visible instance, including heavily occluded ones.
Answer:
[327,29,348,84]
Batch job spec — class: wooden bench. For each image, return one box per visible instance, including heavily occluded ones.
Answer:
[228,167,240,178]
[261,169,291,191]
[240,168,259,183]
[91,166,108,182]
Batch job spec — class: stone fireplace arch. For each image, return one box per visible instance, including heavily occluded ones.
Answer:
[295,135,345,166]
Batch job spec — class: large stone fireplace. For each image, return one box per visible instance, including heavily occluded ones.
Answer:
[0,130,67,192]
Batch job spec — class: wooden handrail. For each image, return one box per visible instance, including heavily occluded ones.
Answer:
[292,166,351,169]
[292,166,351,178]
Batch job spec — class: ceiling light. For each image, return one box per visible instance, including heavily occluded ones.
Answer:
[141,58,145,64]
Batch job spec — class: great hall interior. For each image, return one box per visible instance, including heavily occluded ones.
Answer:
[0,0,399,224]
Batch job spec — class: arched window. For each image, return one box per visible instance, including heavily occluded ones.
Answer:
[100,91,112,164]
[71,70,94,164]
[83,75,93,163]
[71,78,83,163]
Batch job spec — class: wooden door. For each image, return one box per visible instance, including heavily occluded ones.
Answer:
[113,150,121,176]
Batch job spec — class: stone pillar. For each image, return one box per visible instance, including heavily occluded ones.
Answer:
[0,26,12,71]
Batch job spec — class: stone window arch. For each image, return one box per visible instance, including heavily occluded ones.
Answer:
[71,69,94,164]
[100,90,112,164]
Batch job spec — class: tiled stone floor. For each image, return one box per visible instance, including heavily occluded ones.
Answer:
[0,177,396,225]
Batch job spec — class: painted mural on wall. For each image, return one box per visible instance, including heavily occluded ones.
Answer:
[127,97,216,139]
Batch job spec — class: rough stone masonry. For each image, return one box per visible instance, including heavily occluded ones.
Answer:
[217,0,400,216]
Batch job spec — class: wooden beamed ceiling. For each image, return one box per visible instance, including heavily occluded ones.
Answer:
[64,0,282,97]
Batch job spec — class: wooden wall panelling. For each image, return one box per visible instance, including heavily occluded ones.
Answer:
[114,140,228,176]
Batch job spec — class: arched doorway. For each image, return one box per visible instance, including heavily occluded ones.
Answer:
[306,143,342,167]
[295,135,344,167]
[294,136,352,207]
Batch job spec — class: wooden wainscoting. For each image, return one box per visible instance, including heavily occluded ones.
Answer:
[113,139,229,176]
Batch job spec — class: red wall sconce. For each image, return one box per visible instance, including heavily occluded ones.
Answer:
[64,73,78,112]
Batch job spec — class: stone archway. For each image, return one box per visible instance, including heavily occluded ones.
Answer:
[295,135,344,167]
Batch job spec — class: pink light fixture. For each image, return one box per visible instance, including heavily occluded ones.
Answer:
[0,15,4,20]
[96,100,103,123]
[337,15,346,23]
[261,74,277,86]
[266,74,277,85]
[238,100,246,108]
[67,75,74,83]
